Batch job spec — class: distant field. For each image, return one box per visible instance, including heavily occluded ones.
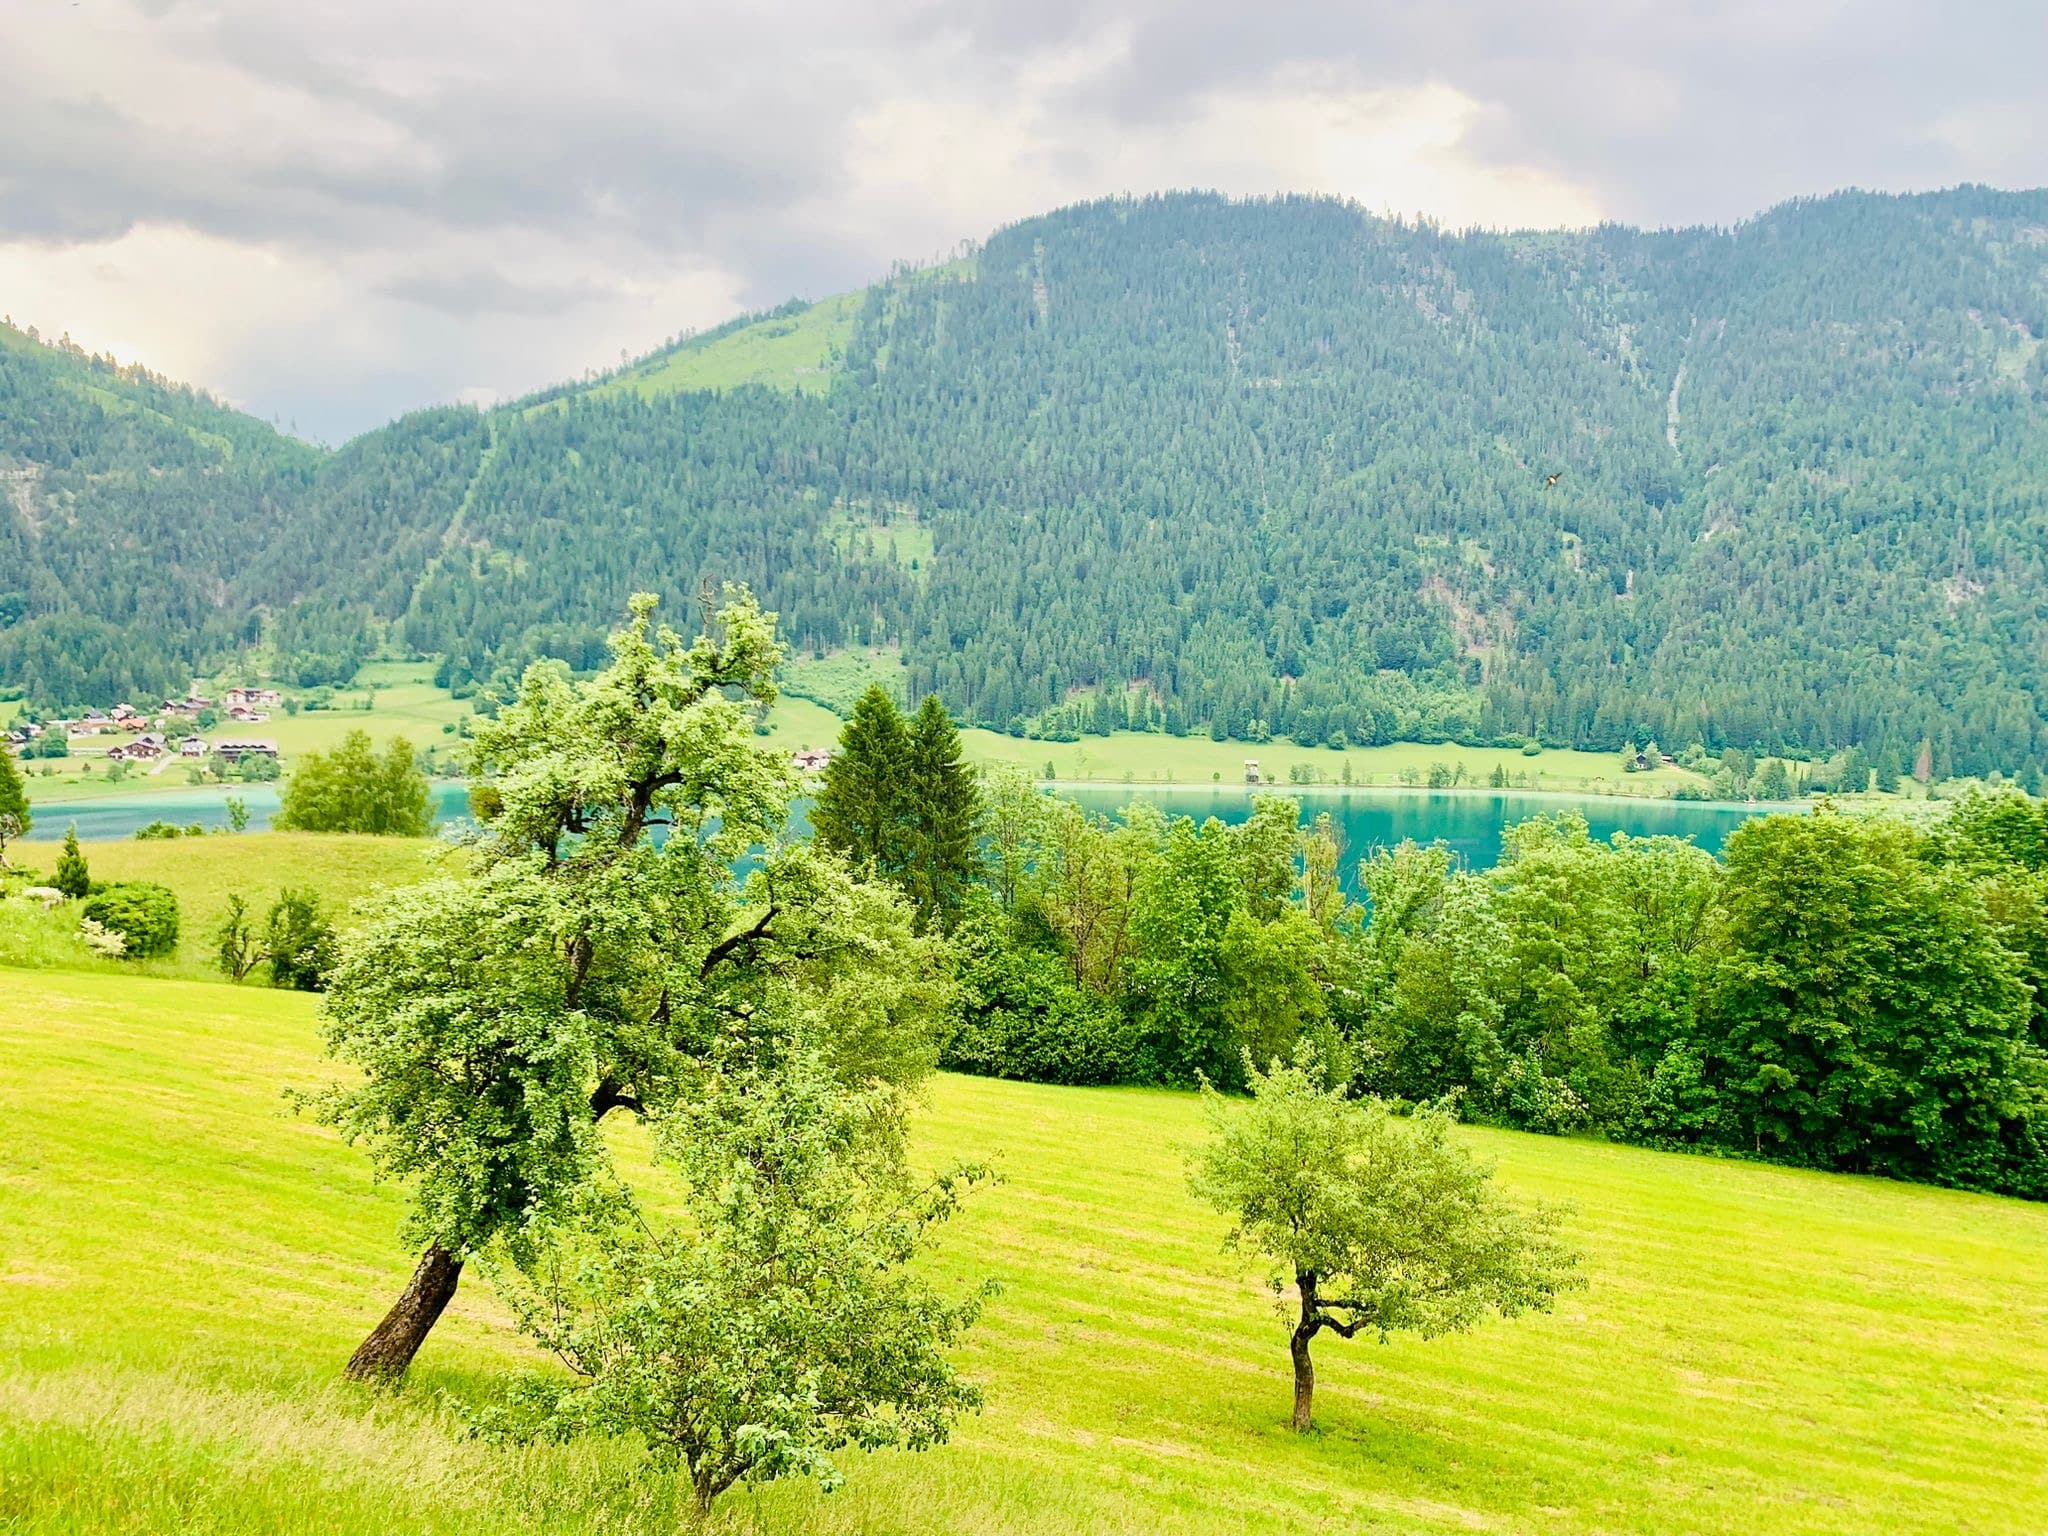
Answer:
[954,729,1709,798]
[0,832,438,982]
[594,292,864,400]
[2,970,2044,1533]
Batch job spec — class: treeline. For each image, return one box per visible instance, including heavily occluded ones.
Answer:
[6,189,2048,773]
[816,687,2048,1196]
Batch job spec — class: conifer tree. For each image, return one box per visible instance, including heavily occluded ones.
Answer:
[54,824,90,899]
[813,685,912,879]
[0,746,28,867]
[904,693,979,930]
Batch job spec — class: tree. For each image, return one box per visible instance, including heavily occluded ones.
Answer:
[1190,1047,1580,1431]
[483,1049,990,1517]
[214,894,263,981]
[0,746,28,866]
[812,684,911,877]
[53,825,90,899]
[266,888,337,990]
[902,693,979,929]
[305,591,948,1382]
[225,795,251,833]
[275,730,430,835]
[80,883,179,959]
[1699,810,2041,1190]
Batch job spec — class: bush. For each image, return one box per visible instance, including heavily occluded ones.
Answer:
[80,882,180,959]
[944,914,1148,1085]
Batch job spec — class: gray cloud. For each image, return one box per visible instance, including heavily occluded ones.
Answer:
[1,0,2043,440]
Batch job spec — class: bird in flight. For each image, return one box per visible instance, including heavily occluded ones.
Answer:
[1543,471,1562,490]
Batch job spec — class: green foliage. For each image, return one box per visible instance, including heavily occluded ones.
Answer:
[305,592,949,1373]
[264,888,337,991]
[903,694,980,929]
[1700,810,2044,1193]
[0,746,28,863]
[479,1049,989,1516]
[1190,1046,1580,1429]
[53,826,89,900]
[812,684,911,876]
[224,795,251,834]
[275,730,431,836]
[815,686,980,930]
[213,893,262,982]
[80,882,180,959]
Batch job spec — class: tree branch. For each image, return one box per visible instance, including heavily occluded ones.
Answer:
[699,903,778,979]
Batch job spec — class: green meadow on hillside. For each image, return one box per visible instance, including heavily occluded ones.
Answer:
[594,292,865,399]
[0,833,436,981]
[2,968,2044,1535]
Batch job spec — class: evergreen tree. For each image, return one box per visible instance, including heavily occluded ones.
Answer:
[53,824,90,899]
[903,694,979,930]
[0,746,28,866]
[813,685,912,879]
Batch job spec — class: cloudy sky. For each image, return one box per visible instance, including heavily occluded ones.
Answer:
[4,1,2044,442]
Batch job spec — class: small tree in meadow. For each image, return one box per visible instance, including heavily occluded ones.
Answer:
[1190,1047,1580,1431]
[482,1049,991,1517]
[215,895,264,981]
[54,826,90,899]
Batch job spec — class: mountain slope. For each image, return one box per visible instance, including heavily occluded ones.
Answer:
[4,187,2046,777]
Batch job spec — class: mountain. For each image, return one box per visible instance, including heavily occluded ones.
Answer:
[4,186,2047,778]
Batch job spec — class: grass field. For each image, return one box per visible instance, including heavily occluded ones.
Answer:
[594,292,864,400]
[3,968,2044,1534]
[0,832,438,981]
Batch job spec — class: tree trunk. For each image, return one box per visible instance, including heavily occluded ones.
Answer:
[1291,1270,1318,1432]
[345,1243,462,1382]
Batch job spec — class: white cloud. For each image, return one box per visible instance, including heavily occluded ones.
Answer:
[0,0,2040,437]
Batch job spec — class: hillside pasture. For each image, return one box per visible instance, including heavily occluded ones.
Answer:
[0,832,437,981]
[2,969,2043,1534]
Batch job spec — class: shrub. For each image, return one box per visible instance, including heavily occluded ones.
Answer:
[80,882,180,959]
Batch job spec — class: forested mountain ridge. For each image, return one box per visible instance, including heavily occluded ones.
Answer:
[3,186,2046,777]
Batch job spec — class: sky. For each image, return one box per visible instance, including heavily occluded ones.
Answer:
[3,0,2045,443]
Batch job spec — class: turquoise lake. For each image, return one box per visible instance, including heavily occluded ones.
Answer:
[30,783,1773,869]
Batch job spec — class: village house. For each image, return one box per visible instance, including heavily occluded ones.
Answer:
[226,705,272,723]
[224,687,283,710]
[214,738,280,764]
[107,733,168,763]
[790,747,833,774]
[180,736,209,758]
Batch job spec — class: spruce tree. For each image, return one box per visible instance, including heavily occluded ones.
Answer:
[904,693,979,930]
[54,824,90,899]
[0,745,29,867]
[812,685,912,878]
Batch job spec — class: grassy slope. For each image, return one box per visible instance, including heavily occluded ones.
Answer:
[3,970,2045,1534]
[0,832,437,981]
[593,292,864,400]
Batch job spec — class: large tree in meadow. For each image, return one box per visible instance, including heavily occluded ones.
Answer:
[1191,1047,1579,1431]
[306,591,948,1381]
